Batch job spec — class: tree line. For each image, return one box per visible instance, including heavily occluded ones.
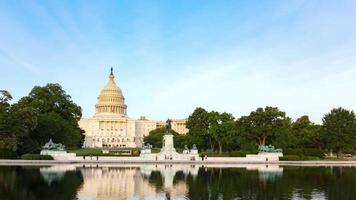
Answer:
[0,84,83,158]
[145,107,356,157]
[1,83,355,159]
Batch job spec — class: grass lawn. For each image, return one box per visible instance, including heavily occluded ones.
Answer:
[68,148,103,156]
[68,148,141,156]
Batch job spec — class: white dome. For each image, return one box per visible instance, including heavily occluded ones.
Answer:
[95,68,127,115]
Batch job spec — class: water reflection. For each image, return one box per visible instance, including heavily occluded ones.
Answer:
[40,165,76,185]
[0,165,83,200]
[38,164,283,200]
[1,164,355,200]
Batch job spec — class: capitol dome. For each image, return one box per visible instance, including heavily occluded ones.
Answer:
[95,68,127,115]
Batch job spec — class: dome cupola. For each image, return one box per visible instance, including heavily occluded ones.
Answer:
[95,68,127,115]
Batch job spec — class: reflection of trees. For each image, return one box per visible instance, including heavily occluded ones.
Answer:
[282,166,356,200]
[0,166,83,200]
[147,171,164,192]
[184,167,356,200]
[172,171,185,184]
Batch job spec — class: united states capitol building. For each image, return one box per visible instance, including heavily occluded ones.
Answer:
[78,68,188,148]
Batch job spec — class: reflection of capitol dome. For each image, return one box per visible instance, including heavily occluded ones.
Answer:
[95,68,127,116]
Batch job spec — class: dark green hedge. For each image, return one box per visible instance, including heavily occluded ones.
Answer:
[229,150,259,157]
[200,150,259,157]
[21,154,54,160]
[284,148,325,158]
[200,152,230,157]
[0,149,17,159]
[280,155,321,161]
[280,155,300,161]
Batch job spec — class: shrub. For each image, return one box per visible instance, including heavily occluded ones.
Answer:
[0,149,17,159]
[132,149,140,156]
[284,149,303,156]
[302,156,320,160]
[151,148,161,153]
[229,150,258,157]
[200,152,230,157]
[229,151,247,157]
[280,155,321,161]
[283,148,325,159]
[302,148,325,158]
[21,154,53,160]
[280,155,301,161]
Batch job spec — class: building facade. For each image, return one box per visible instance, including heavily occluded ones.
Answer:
[78,68,188,148]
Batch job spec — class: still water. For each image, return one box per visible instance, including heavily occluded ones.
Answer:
[0,164,355,200]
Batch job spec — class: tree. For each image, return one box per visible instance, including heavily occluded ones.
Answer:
[0,90,40,157]
[144,128,165,148]
[31,112,83,149]
[14,83,84,152]
[23,83,82,122]
[0,90,12,103]
[186,107,211,150]
[0,90,17,155]
[292,115,322,149]
[321,107,356,157]
[208,111,235,154]
[144,127,182,148]
[237,106,292,148]
[8,103,38,155]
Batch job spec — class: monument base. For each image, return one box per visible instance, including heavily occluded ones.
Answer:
[40,150,76,160]
[140,133,200,161]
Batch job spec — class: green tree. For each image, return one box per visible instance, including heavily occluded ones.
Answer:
[321,107,356,157]
[9,102,38,155]
[22,83,82,122]
[144,127,183,148]
[14,83,84,152]
[31,112,83,149]
[0,90,12,103]
[0,90,17,156]
[208,111,235,154]
[292,115,322,149]
[237,106,292,148]
[186,107,211,150]
[144,128,165,148]
[0,90,40,157]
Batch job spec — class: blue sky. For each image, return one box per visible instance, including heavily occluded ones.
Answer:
[0,0,355,123]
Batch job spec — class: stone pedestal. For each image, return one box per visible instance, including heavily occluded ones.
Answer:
[190,149,198,155]
[182,149,189,154]
[40,150,76,160]
[140,149,151,154]
[139,133,200,161]
[157,134,178,160]
[160,134,176,153]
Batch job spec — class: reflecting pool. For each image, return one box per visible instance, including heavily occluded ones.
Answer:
[0,164,355,200]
